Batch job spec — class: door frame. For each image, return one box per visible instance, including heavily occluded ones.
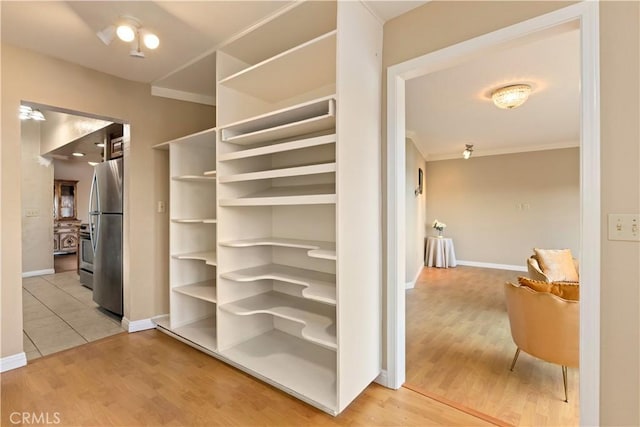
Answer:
[385,2,600,425]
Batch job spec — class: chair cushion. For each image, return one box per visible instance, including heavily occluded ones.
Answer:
[533,248,579,282]
[518,276,580,301]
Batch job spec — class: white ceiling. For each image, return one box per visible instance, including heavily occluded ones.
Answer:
[406,26,580,160]
[1,1,426,103]
[4,2,577,160]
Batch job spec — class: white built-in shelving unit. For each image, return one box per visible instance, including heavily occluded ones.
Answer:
[154,0,382,415]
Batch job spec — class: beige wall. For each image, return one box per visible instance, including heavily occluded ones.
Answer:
[405,138,427,283]
[53,159,94,223]
[425,148,579,266]
[21,120,54,274]
[384,1,639,425]
[1,43,215,358]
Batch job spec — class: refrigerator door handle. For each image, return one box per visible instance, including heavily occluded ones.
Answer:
[89,172,99,253]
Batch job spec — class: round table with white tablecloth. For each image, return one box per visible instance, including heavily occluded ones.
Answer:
[424,236,457,268]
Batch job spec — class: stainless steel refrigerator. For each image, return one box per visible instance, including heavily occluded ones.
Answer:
[89,158,123,316]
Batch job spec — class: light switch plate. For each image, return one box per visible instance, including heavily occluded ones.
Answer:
[25,208,40,217]
[157,201,166,213]
[608,213,640,241]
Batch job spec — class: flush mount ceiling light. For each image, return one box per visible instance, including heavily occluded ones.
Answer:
[491,84,532,109]
[95,142,105,148]
[19,105,46,121]
[97,16,159,58]
[462,144,474,160]
[72,152,85,157]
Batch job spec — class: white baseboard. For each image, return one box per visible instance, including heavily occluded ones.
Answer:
[122,317,156,333]
[0,352,27,372]
[456,260,527,272]
[22,269,55,278]
[405,266,423,289]
[374,369,389,387]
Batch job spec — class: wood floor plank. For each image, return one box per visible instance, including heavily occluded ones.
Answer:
[406,266,579,427]
[2,329,494,426]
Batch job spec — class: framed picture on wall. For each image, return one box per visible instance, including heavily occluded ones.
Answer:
[416,168,424,195]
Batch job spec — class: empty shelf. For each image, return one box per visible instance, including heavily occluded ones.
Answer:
[172,317,217,352]
[218,134,336,162]
[203,170,217,177]
[172,175,216,182]
[153,127,216,149]
[220,96,335,146]
[218,31,336,103]
[220,291,336,349]
[220,263,336,305]
[171,218,217,224]
[172,251,217,266]
[219,237,336,261]
[219,184,335,206]
[220,330,336,413]
[173,280,217,303]
[219,162,336,183]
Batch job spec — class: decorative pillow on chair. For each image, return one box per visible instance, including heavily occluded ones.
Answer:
[533,248,579,283]
[518,276,580,301]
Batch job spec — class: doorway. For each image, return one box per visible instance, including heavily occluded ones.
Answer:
[385,3,600,426]
[21,104,128,360]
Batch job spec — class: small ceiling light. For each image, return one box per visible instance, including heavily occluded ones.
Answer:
[72,152,85,157]
[95,142,105,148]
[96,25,116,45]
[116,23,136,42]
[491,84,532,109]
[30,110,46,121]
[19,105,46,121]
[88,162,99,166]
[99,16,159,59]
[143,32,160,50]
[462,144,474,160]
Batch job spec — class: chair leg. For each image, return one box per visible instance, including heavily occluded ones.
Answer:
[562,365,568,402]
[510,348,521,371]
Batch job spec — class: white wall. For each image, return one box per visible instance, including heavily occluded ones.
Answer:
[425,147,580,267]
[53,159,94,223]
[405,138,427,284]
[21,120,54,273]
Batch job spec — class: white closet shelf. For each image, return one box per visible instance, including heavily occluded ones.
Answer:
[219,237,336,261]
[218,31,337,103]
[219,184,335,206]
[152,127,217,150]
[203,170,217,177]
[173,280,217,303]
[218,134,336,162]
[171,175,216,182]
[219,162,336,184]
[220,330,336,413]
[171,251,217,266]
[220,96,335,146]
[220,263,336,305]
[220,291,336,350]
[172,317,217,352]
[171,218,217,224]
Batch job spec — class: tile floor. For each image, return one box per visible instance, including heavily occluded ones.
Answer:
[22,271,125,361]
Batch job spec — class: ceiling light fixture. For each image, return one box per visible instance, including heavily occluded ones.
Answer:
[88,162,99,166]
[462,144,474,160]
[97,16,159,59]
[72,152,85,157]
[95,142,105,148]
[19,105,46,121]
[491,84,532,109]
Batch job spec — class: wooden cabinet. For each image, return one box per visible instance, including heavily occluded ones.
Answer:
[54,180,80,254]
[153,1,382,416]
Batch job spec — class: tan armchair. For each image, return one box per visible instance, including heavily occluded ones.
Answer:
[527,255,579,283]
[504,282,579,402]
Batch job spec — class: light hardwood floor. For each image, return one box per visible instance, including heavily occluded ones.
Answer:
[406,266,579,427]
[1,329,496,426]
